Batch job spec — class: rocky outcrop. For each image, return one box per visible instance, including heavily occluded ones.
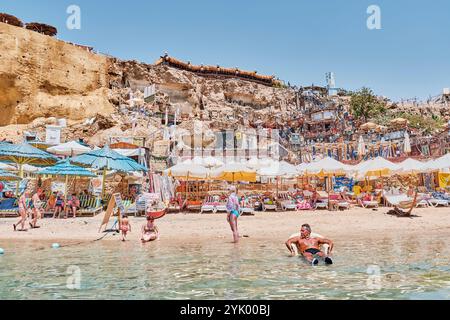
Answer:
[0,22,114,126]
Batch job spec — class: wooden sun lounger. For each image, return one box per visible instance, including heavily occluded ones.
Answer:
[77,197,103,217]
[386,192,418,217]
[0,208,19,218]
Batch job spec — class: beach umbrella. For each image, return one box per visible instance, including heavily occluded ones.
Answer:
[396,158,429,174]
[203,156,223,168]
[0,169,21,181]
[355,157,399,178]
[37,159,96,200]
[0,162,16,170]
[305,157,351,176]
[70,145,147,198]
[426,153,450,171]
[403,132,411,154]
[0,142,58,194]
[211,162,256,183]
[165,163,209,180]
[47,141,91,157]
[357,136,366,159]
[258,161,298,178]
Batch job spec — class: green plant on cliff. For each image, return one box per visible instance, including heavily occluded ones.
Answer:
[350,87,386,122]
[395,112,445,135]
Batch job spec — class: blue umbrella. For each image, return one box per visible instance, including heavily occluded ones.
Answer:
[0,169,21,181]
[37,159,96,200]
[0,142,58,194]
[70,145,147,198]
[37,159,96,177]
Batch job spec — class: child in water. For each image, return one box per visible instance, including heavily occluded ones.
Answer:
[119,215,131,241]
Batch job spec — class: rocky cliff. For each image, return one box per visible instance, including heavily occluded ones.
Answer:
[0,22,114,126]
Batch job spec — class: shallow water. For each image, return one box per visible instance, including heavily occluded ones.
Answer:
[0,236,449,300]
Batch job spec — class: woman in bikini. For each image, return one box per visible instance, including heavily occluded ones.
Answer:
[13,191,30,231]
[226,186,241,243]
[141,216,159,243]
[30,189,43,229]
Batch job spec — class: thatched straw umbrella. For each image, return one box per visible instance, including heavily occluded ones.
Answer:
[0,13,24,27]
[25,22,57,37]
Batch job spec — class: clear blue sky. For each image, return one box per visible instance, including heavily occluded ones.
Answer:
[2,0,449,100]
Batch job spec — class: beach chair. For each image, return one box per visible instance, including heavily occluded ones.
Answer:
[385,192,418,217]
[358,193,379,208]
[200,195,218,214]
[186,200,202,212]
[426,192,450,207]
[239,195,255,216]
[314,191,329,210]
[261,195,278,211]
[277,192,297,211]
[78,197,103,217]
[0,197,19,218]
[167,195,185,213]
[328,192,350,211]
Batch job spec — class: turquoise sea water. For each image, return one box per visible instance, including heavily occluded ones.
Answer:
[0,236,449,300]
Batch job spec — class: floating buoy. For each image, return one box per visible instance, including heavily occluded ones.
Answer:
[52,243,60,249]
[0,248,4,255]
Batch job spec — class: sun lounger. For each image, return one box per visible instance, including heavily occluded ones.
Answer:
[385,192,418,217]
[314,191,329,210]
[277,192,297,211]
[261,195,278,211]
[186,200,202,212]
[427,198,449,207]
[201,196,218,214]
[358,198,379,208]
[77,197,102,217]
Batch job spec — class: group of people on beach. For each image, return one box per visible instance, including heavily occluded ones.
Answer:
[13,189,43,231]
[118,215,159,243]
[12,188,82,232]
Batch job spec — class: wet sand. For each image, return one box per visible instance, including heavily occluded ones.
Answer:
[1,207,450,244]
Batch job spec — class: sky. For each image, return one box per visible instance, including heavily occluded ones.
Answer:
[2,0,450,101]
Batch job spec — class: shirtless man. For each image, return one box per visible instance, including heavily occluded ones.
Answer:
[285,224,334,265]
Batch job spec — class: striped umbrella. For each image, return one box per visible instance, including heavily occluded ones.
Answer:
[0,169,21,181]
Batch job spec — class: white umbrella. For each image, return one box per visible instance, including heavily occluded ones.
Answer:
[305,157,351,175]
[396,158,429,174]
[203,156,223,168]
[426,153,450,171]
[165,163,209,180]
[355,157,399,178]
[47,141,91,156]
[258,161,298,177]
[403,132,411,154]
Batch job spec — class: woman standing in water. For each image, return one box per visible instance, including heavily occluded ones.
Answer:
[226,186,241,243]
[141,216,159,243]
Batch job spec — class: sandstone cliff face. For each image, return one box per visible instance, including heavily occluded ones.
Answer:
[0,22,114,126]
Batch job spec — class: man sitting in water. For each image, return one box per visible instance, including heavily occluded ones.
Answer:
[285,224,334,266]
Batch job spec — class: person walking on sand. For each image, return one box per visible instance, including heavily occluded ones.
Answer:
[141,216,159,243]
[226,186,241,243]
[13,191,30,232]
[285,224,334,266]
[119,215,131,241]
[30,189,43,229]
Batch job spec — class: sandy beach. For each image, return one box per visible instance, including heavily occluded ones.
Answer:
[1,207,450,244]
